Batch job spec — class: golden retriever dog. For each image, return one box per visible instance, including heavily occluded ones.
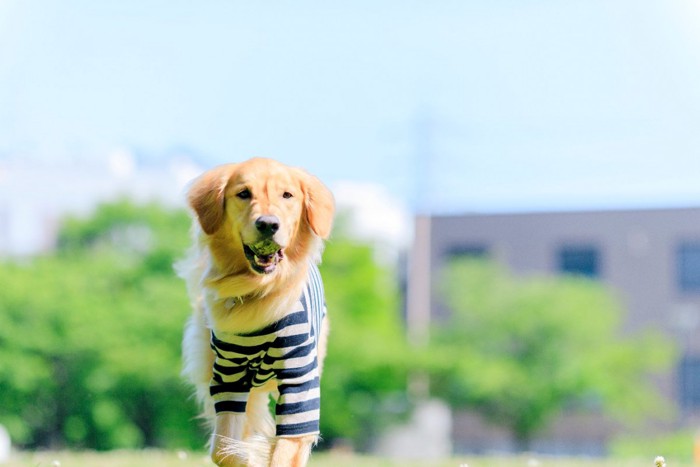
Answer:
[177,158,334,467]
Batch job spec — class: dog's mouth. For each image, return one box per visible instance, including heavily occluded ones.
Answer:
[243,243,284,274]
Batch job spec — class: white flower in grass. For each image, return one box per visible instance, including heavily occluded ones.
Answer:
[654,456,666,467]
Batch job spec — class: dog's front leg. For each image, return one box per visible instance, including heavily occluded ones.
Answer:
[269,435,317,467]
[210,412,247,467]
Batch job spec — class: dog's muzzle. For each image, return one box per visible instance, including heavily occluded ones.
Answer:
[244,216,284,274]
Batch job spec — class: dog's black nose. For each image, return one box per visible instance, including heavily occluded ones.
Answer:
[255,216,280,236]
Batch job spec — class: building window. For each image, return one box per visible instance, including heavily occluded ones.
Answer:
[678,242,700,292]
[679,355,700,409]
[558,245,600,278]
[445,244,488,259]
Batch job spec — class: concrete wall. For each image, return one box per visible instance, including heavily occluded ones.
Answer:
[429,208,700,350]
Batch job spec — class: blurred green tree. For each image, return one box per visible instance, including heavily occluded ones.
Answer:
[0,200,204,449]
[319,214,411,451]
[425,258,675,450]
[0,202,411,452]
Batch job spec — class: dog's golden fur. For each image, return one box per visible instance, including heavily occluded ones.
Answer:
[177,158,334,467]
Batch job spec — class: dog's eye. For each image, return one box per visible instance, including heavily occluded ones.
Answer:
[236,189,251,200]
[283,192,293,199]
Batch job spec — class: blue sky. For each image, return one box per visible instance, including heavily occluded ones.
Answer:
[2,0,700,214]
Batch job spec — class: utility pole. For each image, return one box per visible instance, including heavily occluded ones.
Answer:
[406,108,435,396]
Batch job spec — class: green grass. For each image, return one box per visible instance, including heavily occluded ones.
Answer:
[4,451,693,467]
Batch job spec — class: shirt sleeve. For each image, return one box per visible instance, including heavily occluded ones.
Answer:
[209,332,253,414]
[272,323,322,437]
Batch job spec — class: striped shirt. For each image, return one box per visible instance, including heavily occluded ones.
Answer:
[209,264,326,437]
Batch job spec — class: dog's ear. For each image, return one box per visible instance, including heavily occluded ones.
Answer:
[187,164,237,235]
[297,169,335,239]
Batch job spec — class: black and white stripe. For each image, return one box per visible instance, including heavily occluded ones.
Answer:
[210,263,327,437]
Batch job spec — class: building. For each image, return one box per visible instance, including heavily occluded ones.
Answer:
[0,152,203,256]
[408,207,700,454]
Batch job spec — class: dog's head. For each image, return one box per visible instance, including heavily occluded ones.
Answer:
[187,158,334,275]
